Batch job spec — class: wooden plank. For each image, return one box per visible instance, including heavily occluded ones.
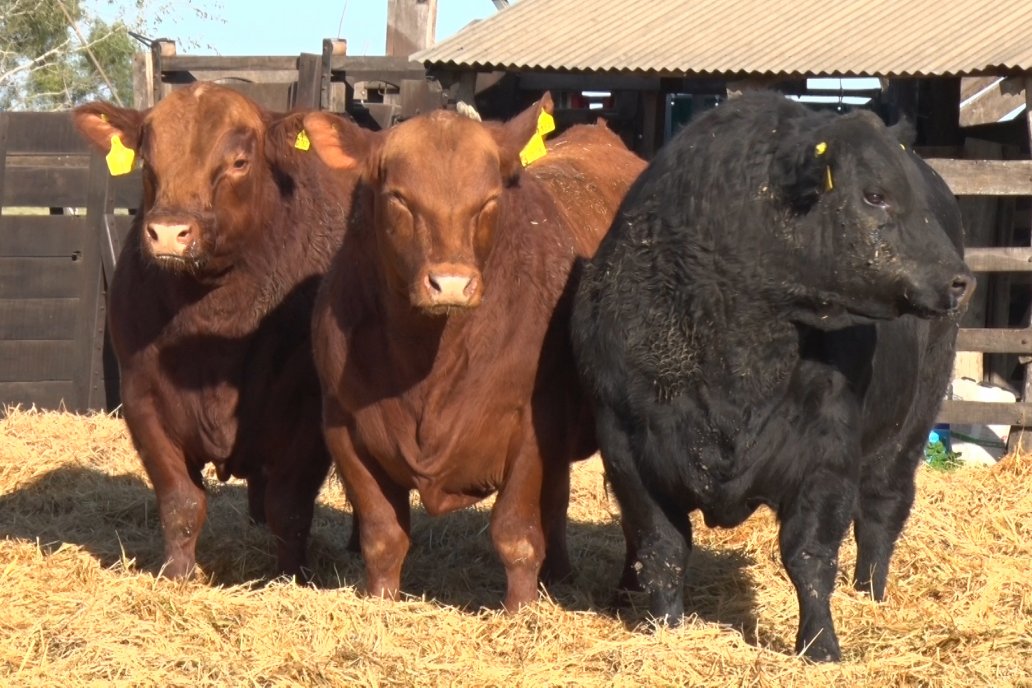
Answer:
[0,215,88,257]
[3,153,88,168]
[937,400,1032,426]
[1,166,141,208]
[925,158,1032,196]
[217,82,294,112]
[166,81,295,112]
[0,381,77,412]
[133,50,154,109]
[75,154,110,412]
[329,56,426,84]
[387,0,438,57]
[956,328,1032,354]
[162,55,299,72]
[296,53,322,109]
[0,112,88,155]
[964,247,1032,272]
[1011,75,1032,454]
[0,112,8,234]
[959,76,1026,128]
[0,340,76,382]
[0,257,82,299]
[960,76,999,102]
[0,299,80,340]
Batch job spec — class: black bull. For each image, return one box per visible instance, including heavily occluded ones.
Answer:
[571,91,974,662]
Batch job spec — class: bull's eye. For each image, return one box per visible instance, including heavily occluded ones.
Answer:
[864,191,888,209]
[386,191,408,209]
[232,158,249,171]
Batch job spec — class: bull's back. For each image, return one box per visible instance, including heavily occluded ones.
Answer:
[529,123,645,256]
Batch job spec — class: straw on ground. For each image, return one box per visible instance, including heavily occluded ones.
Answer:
[1,407,1029,687]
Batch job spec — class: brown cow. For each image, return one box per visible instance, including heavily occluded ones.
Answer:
[73,83,357,579]
[303,95,645,609]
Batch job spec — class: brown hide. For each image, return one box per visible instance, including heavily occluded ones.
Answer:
[72,84,359,579]
[307,98,646,609]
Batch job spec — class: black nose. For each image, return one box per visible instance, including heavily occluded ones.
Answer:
[949,273,974,310]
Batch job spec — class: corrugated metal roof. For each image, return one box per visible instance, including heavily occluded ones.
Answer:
[415,0,1032,78]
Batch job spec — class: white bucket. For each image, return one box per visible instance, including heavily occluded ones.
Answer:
[947,377,1014,465]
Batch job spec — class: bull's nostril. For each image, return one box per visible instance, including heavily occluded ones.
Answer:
[147,225,159,242]
[949,274,974,310]
[176,228,191,245]
[426,272,476,304]
[951,276,970,297]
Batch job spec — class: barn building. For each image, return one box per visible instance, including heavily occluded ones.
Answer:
[415,0,1032,451]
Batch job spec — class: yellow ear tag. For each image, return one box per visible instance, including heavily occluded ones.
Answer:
[106,134,135,176]
[824,165,834,191]
[294,129,311,151]
[519,110,557,167]
[815,141,828,156]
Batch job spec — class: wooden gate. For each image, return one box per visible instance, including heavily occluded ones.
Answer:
[0,111,138,413]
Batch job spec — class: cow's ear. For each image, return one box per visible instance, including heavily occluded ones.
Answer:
[303,111,378,173]
[771,130,835,213]
[73,101,145,153]
[491,91,554,183]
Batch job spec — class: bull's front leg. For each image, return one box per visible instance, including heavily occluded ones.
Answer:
[852,440,922,601]
[323,406,410,599]
[777,466,857,662]
[491,429,549,611]
[126,403,207,579]
[595,405,692,623]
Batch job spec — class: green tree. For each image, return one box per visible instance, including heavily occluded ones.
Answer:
[1,0,135,110]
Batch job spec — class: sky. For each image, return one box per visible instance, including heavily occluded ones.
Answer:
[95,0,498,56]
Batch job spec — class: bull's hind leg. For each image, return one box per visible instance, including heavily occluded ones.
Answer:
[539,460,572,584]
[264,438,332,581]
[778,468,857,662]
[246,471,267,525]
[595,406,690,623]
[852,443,922,601]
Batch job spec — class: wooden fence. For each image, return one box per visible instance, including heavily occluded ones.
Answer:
[0,112,137,412]
[1,59,1031,446]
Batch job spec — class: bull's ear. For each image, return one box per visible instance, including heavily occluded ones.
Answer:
[771,130,835,213]
[264,110,312,172]
[73,101,145,153]
[302,111,378,173]
[889,117,916,148]
[491,91,554,183]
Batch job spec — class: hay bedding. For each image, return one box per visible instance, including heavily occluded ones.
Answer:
[0,408,1029,687]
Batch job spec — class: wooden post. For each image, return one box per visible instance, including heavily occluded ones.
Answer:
[386,0,438,56]
[150,39,176,105]
[1009,73,1032,453]
[132,50,154,109]
[296,53,322,109]
[0,113,9,235]
[74,154,111,411]
[320,39,347,112]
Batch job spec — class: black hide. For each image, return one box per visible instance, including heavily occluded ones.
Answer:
[570,92,973,662]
